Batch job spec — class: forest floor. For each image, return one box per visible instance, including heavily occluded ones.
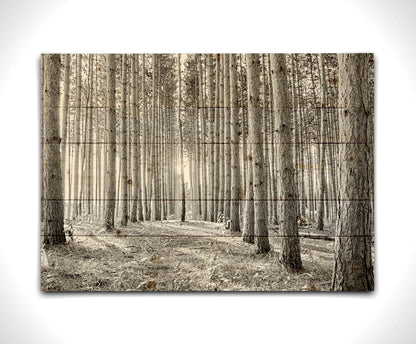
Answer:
[41,220,338,292]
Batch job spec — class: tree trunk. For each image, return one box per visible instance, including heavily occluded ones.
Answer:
[206,54,215,222]
[331,53,374,291]
[41,57,46,222]
[316,54,328,231]
[223,54,231,222]
[218,55,225,216]
[86,55,94,216]
[197,55,208,221]
[267,55,278,224]
[72,54,82,219]
[42,54,66,245]
[291,54,306,219]
[261,54,270,224]
[150,54,161,221]
[141,54,149,220]
[94,55,100,219]
[193,61,202,217]
[136,56,144,221]
[213,54,221,219]
[307,54,319,220]
[131,55,143,222]
[270,54,302,269]
[229,54,240,232]
[242,144,254,243]
[246,54,270,254]
[120,55,129,226]
[178,54,186,222]
[60,54,71,205]
[103,54,116,232]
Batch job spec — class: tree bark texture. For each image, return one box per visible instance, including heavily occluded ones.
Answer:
[42,54,66,245]
[332,53,374,291]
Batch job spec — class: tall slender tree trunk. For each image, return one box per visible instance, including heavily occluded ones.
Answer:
[131,55,143,222]
[161,90,167,220]
[141,55,149,220]
[79,58,90,215]
[156,60,162,220]
[86,55,94,216]
[72,54,82,219]
[120,55,128,226]
[193,62,202,217]
[267,55,278,224]
[167,104,173,216]
[103,54,116,232]
[101,84,108,219]
[136,57,144,221]
[332,53,374,291]
[94,55,100,219]
[223,54,231,221]
[291,54,306,218]
[150,54,161,221]
[60,54,71,206]
[316,54,328,231]
[270,54,302,269]
[206,54,215,222]
[178,54,186,222]
[218,55,225,216]
[261,54,270,224]
[42,54,66,245]
[197,55,208,221]
[213,54,221,219]
[326,67,339,224]
[246,54,270,254]
[229,54,240,232]
[239,54,247,202]
[307,54,319,220]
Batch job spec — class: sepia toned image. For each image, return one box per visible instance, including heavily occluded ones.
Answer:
[41,53,374,292]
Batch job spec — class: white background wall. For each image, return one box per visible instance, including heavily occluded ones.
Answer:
[0,0,415,343]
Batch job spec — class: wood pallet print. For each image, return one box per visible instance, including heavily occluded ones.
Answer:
[41,53,374,292]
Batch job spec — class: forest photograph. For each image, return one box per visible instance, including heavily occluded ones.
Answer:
[41,53,374,292]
